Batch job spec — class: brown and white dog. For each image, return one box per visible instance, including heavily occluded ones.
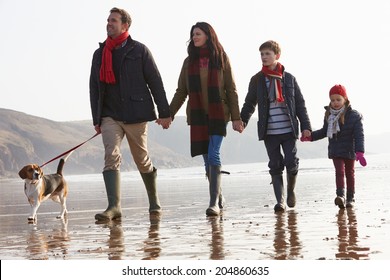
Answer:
[18,155,71,221]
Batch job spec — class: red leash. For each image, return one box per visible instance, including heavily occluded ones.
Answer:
[40,132,100,168]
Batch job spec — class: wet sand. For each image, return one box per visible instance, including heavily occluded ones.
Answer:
[0,157,389,261]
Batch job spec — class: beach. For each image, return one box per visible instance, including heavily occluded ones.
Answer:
[1,154,389,262]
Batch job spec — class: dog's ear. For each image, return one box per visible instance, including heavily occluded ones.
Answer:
[35,165,43,177]
[18,166,28,179]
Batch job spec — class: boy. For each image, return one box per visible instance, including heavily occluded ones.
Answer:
[240,40,312,212]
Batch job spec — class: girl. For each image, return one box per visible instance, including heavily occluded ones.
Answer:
[302,84,366,208]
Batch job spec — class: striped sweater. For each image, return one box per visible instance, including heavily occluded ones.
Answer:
[266,78,292,135]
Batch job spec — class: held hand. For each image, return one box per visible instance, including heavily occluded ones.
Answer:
[300,135,312,142]
[156,117,172,129]
[355,152,367,167]
[232,120,244,133]
[302,130,311,138]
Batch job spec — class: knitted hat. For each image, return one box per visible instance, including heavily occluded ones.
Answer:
[329,84,348,99]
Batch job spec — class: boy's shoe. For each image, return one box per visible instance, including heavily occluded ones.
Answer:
[274,203,286,212]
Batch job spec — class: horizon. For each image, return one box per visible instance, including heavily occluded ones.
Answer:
[1,107,388,138]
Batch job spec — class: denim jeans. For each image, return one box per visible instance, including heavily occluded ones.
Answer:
[202,134,224,172]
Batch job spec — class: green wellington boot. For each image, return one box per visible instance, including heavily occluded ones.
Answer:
[206,171,225,209]
[95,170,122,221]
[140,167,162,214]
[206,165,222,216]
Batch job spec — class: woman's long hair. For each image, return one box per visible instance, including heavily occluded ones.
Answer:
[187,22,226,69]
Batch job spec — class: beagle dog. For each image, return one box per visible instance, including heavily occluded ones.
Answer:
[18,157,69,221]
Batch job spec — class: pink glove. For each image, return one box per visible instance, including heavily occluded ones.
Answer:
[356,152,367,167]
[300,135,312,142]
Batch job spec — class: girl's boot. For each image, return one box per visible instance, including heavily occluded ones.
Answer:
[334,187,345,209]
[346,192,355,208]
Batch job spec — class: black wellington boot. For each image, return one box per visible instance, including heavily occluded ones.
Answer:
[287,172,297,208]
[272,174,285,212]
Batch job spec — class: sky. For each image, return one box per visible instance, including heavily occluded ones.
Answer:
[0,0,389,135]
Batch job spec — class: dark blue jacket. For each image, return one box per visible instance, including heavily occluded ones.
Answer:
[90,36,170,126]
[240,71,311,140]
[311,105,365,159]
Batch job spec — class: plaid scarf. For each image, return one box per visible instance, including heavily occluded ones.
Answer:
[100,31,129,84]
[327,106,345,138]
[188,48,226,157]
[261,62,284,102]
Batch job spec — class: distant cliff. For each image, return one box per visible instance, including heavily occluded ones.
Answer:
[0,108,195,178]
[3,107,385,179]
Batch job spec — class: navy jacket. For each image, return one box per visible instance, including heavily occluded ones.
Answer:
[240,71,311,140]
[311,106,365,159]
[90,36,170,126]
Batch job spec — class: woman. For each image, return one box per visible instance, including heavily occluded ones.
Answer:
[169,22,243,216]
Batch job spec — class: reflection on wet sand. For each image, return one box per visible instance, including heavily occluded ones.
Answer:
[335,208,370,259]
[26,218,70,260]
[142,214,161,260]
[2,161,390,260]
[208,216,224,260]
[273,211,302,260]
[94,214,161,260]
[96,219,124,260]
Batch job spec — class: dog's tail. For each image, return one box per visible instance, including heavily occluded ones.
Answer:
[57,151,74,175]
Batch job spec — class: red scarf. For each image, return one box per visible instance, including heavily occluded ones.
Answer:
[99,31,129,84]
[261,62,284,102]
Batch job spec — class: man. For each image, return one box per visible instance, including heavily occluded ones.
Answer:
[90,7,171,221]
